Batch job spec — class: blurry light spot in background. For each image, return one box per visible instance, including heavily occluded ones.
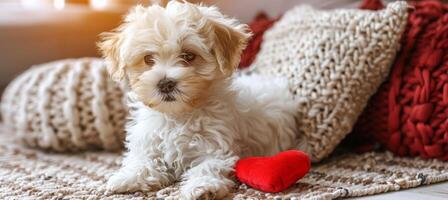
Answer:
[54,0,65,10]
[90,0,108,10]
[21,0,47,9]
[21,0,65,9]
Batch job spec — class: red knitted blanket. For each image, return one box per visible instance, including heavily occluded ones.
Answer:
[239,13,278,68]
[352,0,448,160]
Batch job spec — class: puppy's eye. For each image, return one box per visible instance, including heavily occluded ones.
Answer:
[180,52,196,63]
[144,55,154,65]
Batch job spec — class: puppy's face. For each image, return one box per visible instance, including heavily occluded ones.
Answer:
[99,2,251,114]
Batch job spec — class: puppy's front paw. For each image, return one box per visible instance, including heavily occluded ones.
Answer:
[106,170,161,193]
[107,172,142,193]
[181,186,217,200]
[180,178,233,200]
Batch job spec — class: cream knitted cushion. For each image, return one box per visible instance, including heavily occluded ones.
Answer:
[250,2,408,162]
[1,58,126,151]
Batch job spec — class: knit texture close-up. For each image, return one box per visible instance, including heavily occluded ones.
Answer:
[250,2,409,162]
[352,0,448,160]
[1,58,126,152]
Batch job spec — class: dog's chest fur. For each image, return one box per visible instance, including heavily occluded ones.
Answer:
[127,99,240,173]
[158,114,234,167]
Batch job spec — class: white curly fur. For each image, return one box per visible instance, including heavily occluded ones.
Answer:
[99,1,302,199]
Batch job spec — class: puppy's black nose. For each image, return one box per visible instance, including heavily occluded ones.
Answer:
[157,78,177,93]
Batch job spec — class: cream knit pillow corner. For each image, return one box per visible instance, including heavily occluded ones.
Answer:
[1,58,126,152]
[250,2,408,162]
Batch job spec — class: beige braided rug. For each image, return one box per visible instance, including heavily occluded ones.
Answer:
[1,125,448,200]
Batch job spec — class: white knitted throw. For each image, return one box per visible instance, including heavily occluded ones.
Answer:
[250,2,408,162]
[1,58,126,151]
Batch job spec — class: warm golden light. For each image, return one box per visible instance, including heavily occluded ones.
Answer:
[54,0,65,10]
[90,0,109,10]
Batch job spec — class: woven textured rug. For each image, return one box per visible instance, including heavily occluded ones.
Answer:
[1,125,448,200]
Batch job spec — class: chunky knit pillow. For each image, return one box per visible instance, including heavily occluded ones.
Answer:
[352,0,448,161]
[1,58,126,151]
[250,2,408,162]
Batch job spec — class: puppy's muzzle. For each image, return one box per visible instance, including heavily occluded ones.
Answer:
[157,78,177,94]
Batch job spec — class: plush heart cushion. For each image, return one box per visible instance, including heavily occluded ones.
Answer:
[351,0,448,160]
[249,2,408,162]
[235,150,310,193]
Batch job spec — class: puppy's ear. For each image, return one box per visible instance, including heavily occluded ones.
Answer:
[205,17,252,76]
[98,31,125,81]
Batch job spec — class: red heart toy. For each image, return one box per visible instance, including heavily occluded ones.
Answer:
[235,150,310,193]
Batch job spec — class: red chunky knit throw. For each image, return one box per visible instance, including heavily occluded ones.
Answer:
[352,0,448,160]
[239,13,278,68]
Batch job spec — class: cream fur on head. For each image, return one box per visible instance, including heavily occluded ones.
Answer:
[98,1,302,199]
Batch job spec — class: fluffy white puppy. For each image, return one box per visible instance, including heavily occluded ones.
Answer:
[99,1,301,199]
